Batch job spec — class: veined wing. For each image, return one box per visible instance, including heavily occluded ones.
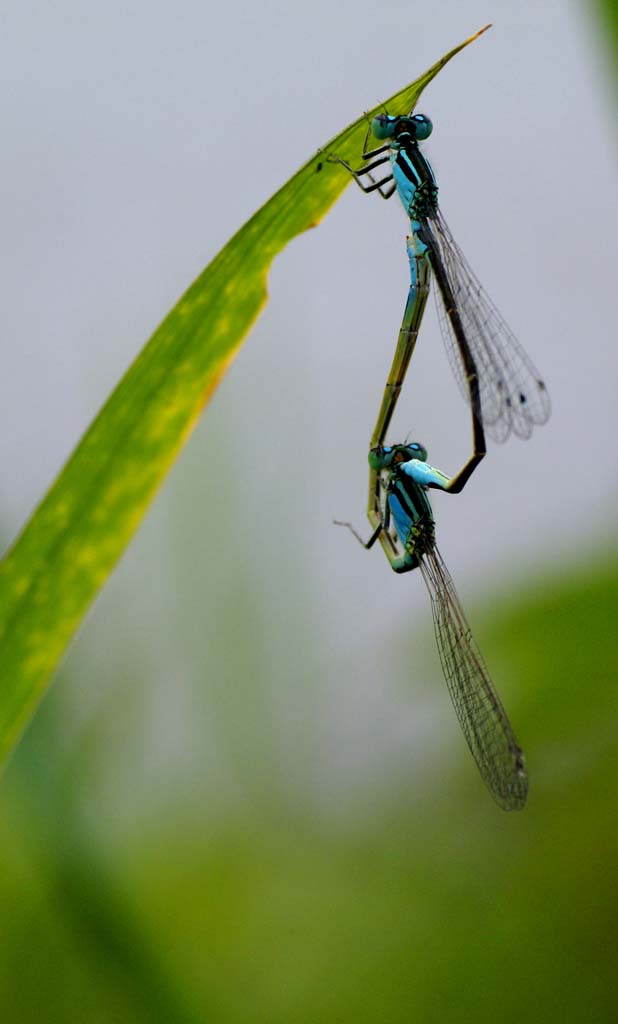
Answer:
[427,209,550,443]
[419,544,528,810]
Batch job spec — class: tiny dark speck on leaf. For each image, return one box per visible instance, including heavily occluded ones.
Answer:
[316,162,323,172]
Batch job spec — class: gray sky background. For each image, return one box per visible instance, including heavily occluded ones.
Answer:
[0,1,616,819]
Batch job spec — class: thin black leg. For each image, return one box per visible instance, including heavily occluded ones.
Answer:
[333,518,383,550]
[332,155,395,197]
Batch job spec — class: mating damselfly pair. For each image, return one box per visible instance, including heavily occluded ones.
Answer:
[332,105,549,810]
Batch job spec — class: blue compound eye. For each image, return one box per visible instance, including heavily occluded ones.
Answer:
[372,113,397,140]
[408,442,428,461]
[411,114,433,141]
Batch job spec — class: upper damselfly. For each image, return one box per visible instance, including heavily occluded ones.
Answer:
[335,434,528,811]
[334,111,550,447]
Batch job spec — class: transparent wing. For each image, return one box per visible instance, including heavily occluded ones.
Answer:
[428,209,550,443]
[418,544,528,810]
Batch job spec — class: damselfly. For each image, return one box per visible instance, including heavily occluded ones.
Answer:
[334,112,550,446]
[336,437,528,811]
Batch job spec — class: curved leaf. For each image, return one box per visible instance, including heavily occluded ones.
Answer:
[0,26,491,767]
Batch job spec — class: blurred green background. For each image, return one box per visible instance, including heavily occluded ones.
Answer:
[1,2,617,1021]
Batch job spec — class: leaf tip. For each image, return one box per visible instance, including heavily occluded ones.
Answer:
[471,23,492,42]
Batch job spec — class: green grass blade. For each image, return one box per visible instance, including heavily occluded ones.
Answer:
[0,26,490,767]
[592,0,618,90]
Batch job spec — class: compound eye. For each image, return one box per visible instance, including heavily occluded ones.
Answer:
[372,113,397,140]
[411,114,433,141]
[409,442,428,461]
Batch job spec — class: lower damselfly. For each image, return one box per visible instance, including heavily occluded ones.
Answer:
[335,437,527,811]
[333,111,550,447]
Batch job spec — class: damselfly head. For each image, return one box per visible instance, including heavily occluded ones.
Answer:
[373,112,433,143]
[368,442,428,470]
